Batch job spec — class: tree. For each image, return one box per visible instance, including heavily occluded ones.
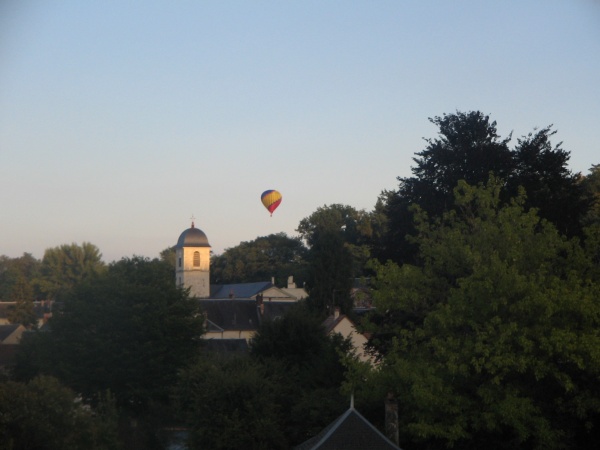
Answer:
[0,376,120,450]
[37,242,106,300]
[174,304,353,449]
[305,229,354,314]
[159,245,176,268]
[250,303,352,445]
[361,178,600,450]
[581,164,600,227]
[15,256,205,448]
[210,233,308,286]
[509,126,588,237]
[297,204,375,277]
[175,354,288,450]
[383,111,589,264]
[6,274,37,328]
[0,253,41,301]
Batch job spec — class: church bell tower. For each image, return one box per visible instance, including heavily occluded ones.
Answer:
[175,220,211,298]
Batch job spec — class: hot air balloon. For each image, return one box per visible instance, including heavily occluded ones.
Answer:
[261,190,282,216]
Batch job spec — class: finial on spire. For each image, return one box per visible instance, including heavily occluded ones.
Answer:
[190,214,196,228]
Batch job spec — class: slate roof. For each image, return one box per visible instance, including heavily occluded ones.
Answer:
[199,299,295,332]
[0,324,22,341]
[210,282,273,299]
[294,404,401,450]
[322,314,346,335]
[176,224,210,248]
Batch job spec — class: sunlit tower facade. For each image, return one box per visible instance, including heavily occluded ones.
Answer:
[175,220,211,298]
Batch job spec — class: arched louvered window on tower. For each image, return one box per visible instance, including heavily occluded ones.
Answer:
[193,251,200,267]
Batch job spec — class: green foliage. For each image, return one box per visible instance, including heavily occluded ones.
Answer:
[306,229,354,314]
[159,245,176,268]
[297,203,377,277]
[362,178,600,449]
[210,232,308,285]
[37,242,106,300]
[0,253,41,301]
[581,164,600,227]
[509,126,588,237]
[250,303,351,443]
[177,304,352,449]
[175,354,288,450]
[16,257,204,416]
[3,268,38,328]
[0,376,120,450]
[383,111,589,264]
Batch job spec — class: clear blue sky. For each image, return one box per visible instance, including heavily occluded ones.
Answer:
[1,1,599,262]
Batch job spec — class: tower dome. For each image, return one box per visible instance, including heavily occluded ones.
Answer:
[176,222,210,248]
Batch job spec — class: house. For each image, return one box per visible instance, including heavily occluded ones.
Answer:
[0,323,26,345]
[0,324,27,371]
[200,299,295,341]
[323,307,374,364]
[294,397,402,450]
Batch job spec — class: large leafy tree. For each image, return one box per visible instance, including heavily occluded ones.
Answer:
[175,354,288,450]
[297,203,377,277]
[250,303,351,446]
[37,242,106,300]
[305,229,354,314]
[6,274,37,328]
[382,111,588,264]
[175,304,352,449]
[508,126,588,237]
[0,253,41,301]
[15,256,204,448]
[361,178,600,450]
[581,164,600,227]
[210,232,308,286]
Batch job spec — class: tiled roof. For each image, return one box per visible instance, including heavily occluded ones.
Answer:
[294,405,401,450]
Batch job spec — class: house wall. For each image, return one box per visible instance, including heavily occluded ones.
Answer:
[204,329,255,341]
[0,325,26,344]
[330,317,373,364]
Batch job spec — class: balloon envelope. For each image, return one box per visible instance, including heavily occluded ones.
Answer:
[261,190,282,216]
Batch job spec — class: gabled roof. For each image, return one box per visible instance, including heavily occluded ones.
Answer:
[294,403,401,450]
[0,324,23,341]
[210,282,273,299]
[322,314,347,335]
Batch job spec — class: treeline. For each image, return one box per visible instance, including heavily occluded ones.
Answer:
[1,111,600,449]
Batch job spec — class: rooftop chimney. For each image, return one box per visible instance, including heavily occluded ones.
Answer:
[334,307,341,319]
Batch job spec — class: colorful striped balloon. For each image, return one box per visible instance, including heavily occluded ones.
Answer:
[261,190,282,216]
